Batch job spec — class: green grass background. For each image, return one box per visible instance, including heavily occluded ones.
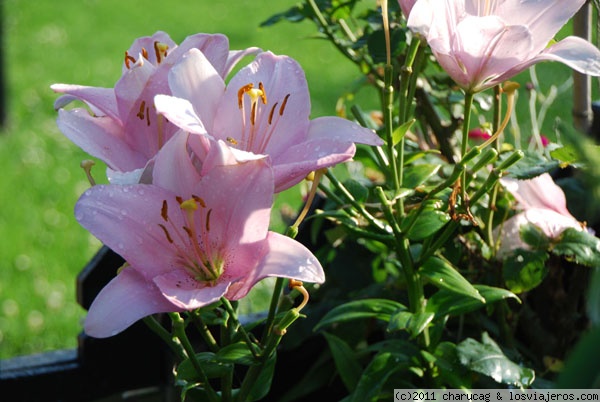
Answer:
[0,0,588,359]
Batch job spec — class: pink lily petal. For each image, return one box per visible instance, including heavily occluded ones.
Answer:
[51,85,118,120]
[195,157,273,247]
[223,47,262,77]
[213,51,311,156]
[408,0,600,92]
[56,108,146,171]
[152,131,203,196]
[398,0,417,17]
[154,94,208,136]
[501,36,600,81]
[75,184,178,278]
[501,173,574,217]
[496,208,583,258]
[493,0,585,51]
[153,269,232,310]
[225,232,325,300]
[272,138,355,192]
[168,49,226,130]
[84,267,181,338]
[307,116,382,145]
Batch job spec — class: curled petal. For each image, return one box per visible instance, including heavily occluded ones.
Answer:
[153,270,231,310]
[84,268,180,338]
[225,232,325,300]
[57,108,146,171]
[154,94,209,136]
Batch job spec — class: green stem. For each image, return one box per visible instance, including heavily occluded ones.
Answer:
[220,298,260,358]
[325,170,387,233]
[169,312,220,402]
[383,64,402,202]
[460,92,475,207]
[261,277,285,341]
[143,315,186,361]
[485,85,503,248]
[374,188,425,328]
[189,310,219,353]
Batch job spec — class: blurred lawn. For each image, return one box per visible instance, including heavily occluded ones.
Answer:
[0,0,376,358]
[0,0,591,359]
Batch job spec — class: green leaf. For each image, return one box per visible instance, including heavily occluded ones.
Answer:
[259,5,307,26]
[387,310,434,338]
[392,119,415,146]
[503,250,549,293]
[215,342,256,365]
[176,352,230,381]
[404,149,442,165]
[402,202,450,241]
[246,353,277,401]
[403,164,441,189]
[350,351,405,402]
[519,223,550,250]
[456,332,535,387]
[420,256,484,302]
[550,145,580,166]
[323,332,363,392]
[426,285,519,319]
[314,299,407,331]
[506,151,559,179]
[343,178,369,203]
[367,28,406,63]
[433,342,472,389]
[551,227,600,267]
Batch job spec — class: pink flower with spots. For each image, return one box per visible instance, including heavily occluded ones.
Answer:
[495,173,584,257]
[52,31,260,183]
[78,133,324,338]
[408,0,600,93]
[154,50,383,192]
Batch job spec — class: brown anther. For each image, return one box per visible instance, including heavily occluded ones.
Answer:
[124,51,136,69]
[226,137,239,145]
[192,195,206,208]
[158,223,174,243]
[182,226,193,238]
[146,106,151,126]
[141,47,149,60]
[205,209,212,232]
[279,94,291,116]
[268,102,278,125]
[153,41,169,64]
[258,82,267,104]
[137,101,146,120]
[175,196,184,204]
[250,102,257,125]
[161,200,169,222]
[237,84,254,108]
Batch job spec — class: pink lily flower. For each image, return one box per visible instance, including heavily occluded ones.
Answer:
[52,31,260,183]
[408,0,600,93]
[154,50,383,192]
[398,0,417,17]
[495,173,584,257]
[77,132,324,338]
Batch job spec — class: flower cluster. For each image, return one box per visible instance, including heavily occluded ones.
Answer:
[53,31,382,338]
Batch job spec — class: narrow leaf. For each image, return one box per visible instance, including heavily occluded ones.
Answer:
[314,299,407,331]
[323,332,363,392]
[420,256,484,302]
